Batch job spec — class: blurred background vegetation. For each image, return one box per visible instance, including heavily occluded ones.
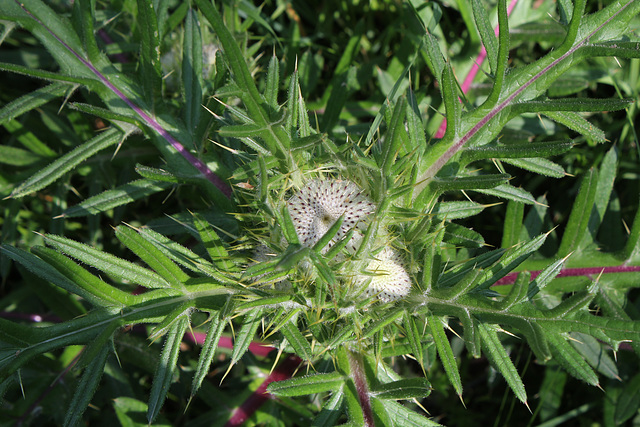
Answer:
[1,0,639,425]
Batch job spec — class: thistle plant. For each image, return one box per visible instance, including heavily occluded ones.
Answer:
[1,0,640,426]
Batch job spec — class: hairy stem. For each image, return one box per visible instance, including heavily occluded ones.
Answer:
[349,350,375,427]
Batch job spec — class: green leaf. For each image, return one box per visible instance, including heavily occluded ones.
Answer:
[428,315,462,397]
[443,223,485,248]
[405,313,425,370]
[267,372,345,397]
[231,307,263,366]
[429,174,511,192]
[68,102,142,126]
[362,308,404,339]
[147,315,189,423]
[473,183,536,204]
[137,0,162,106]
[372,378,431,400]
[191,310,227,396]
[569,332,619,380]
[432,201,485,220]
[0,245,116,306]
[472,0,498,74]
[379,399,443,426]
[557,168,598,257]
[43,234,172,289]
[183,8,203,130]
[546,332,598,386]
[501,158,565,178]
[381,96,407,177]
[441,63,461,141]
[483,0,509,107]
[461,140,574,162]
[30,246,133,306]
[583,147,618,248]
[311,386,345,427]
[502,201,524,248]
[0,82,73,127]
[542,111,605,143]
[192,212,234,271]
[582,41,640,58]
[527,255,568,299]
[11,127,126,198]
[406,88,427,151]
[281,318,313,362]
[511,97,632,115]
[62,179,172,218]
[149,303,193,341]
[136,227,232,283]
[478,322,527,404]
[63,343,111,427]
[474,184,536,205]
[265,54,280,112]
[0,61,95,87]
[615,372,640,425]
[475,232,548,290]
[0,145,47,166]
[312,215,344,253]
[115,225,189,289]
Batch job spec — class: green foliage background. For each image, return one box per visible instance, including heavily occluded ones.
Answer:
[1,0,640,426]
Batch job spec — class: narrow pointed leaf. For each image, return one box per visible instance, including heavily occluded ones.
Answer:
[183,8,203,130]
[0,82,73,127]
[527,256,567,299]
[372,378,431,400]
[472,0,498,74]
[30,246,133,306]
[473,183,536,204]
[461,140,574,162]
[557,168,598,257]
[501,158,565,178]
[43,234,171,289]
[478,323,527,404]
[428,315,463,397]
[267,371,345,397]
[502,201,524,248]
[11,127,125,198]
[380,400,443,426]
[311,385,345,427]
[116,226,189,288]
[192,311,226,395]
[281,319,313,362]
[62,179,172,218]
[1,245,112,305]
[231,307,264,366]
[148,315,189,423]
[63,343,111,427]
[543,111,605,143]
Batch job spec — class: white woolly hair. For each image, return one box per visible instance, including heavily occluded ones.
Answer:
[287,179,375,253]
[359,247,411,302]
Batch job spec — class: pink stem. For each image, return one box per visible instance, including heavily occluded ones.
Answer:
[224,355,302,426]
[494,265,640,286]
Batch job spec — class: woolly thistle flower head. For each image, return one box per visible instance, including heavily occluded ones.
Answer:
[288,179,375,253]
[358,247,411,302]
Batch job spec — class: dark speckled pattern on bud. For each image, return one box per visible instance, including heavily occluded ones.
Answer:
[287,179,375,253]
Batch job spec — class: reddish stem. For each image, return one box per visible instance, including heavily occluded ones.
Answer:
[224,354,302,427]
[495,265,640,286]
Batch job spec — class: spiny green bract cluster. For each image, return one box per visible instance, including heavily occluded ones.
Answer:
[248,176,413,304]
